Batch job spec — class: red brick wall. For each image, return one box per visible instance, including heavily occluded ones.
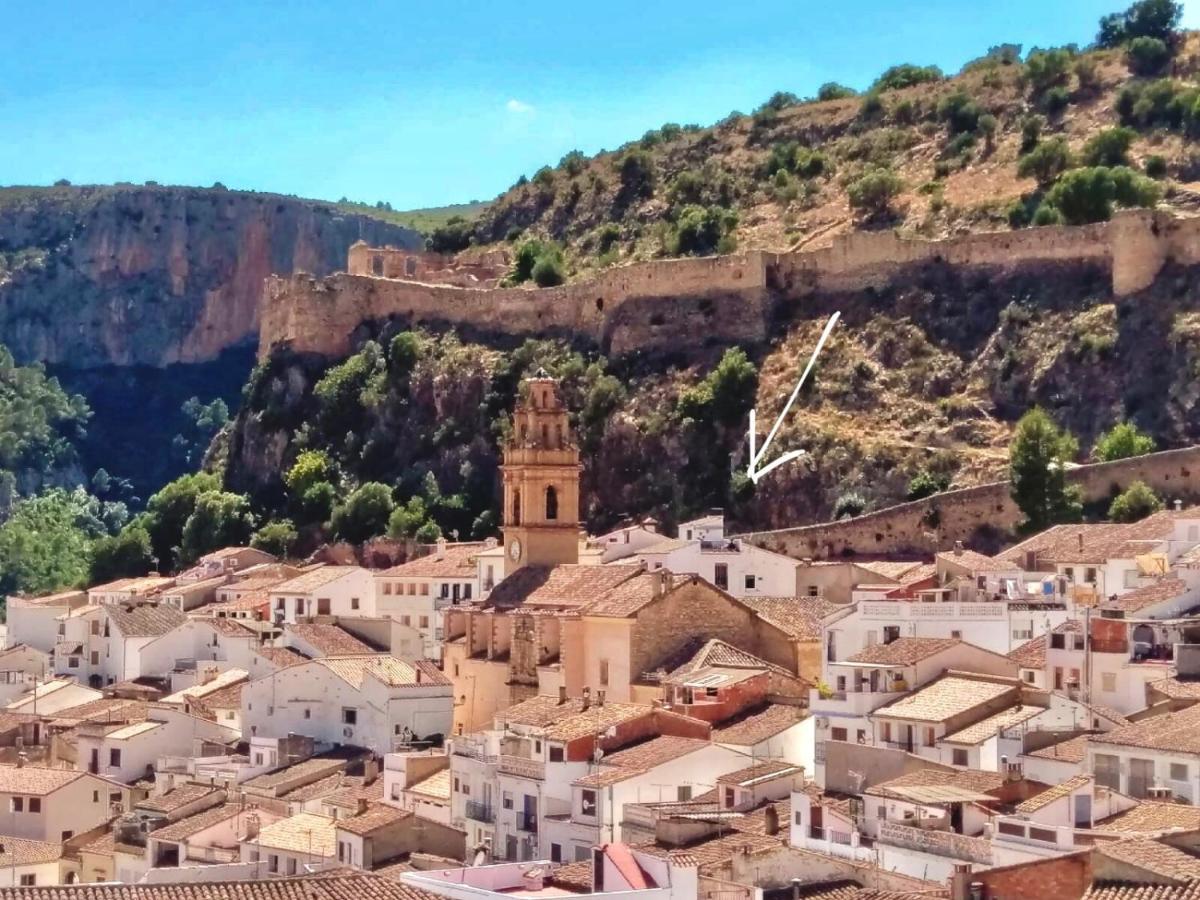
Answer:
[966,852,1091,900]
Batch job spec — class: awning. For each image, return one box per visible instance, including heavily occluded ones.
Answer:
[1136,553,1168,576]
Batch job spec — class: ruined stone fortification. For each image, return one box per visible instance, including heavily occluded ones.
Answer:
[259,209,1200,360]
[739,445,1200,559]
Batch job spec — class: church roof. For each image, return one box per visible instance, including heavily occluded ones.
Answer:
[486,564,642,611]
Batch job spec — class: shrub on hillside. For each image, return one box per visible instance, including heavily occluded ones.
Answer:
[615,149,656,200]
[1017,137,1073,188]
[666,205,738,257]
[1126,36,1172,75]
[425,216,474,253]
[1042,86,1071,115]
[1032,204,1066,226]
[846,168,904,216]
[1042,166,1162,225]
[251,520,298,557]
[531,253,566,287]
[1094,421,1157,461]
[870,64,944,93]
[1145,154,1169,178]
[1025,48,1074,95]
[1020,116,1044,154]
[1116,78,1199,131]
[818,82,858,101]
[559,150,587,177]
[1081,127,1138,167]
[936,90,982,135]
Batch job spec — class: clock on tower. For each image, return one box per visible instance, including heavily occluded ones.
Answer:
[500,369,581,570]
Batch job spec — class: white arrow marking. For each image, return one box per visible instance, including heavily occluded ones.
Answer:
[747,311,840,484]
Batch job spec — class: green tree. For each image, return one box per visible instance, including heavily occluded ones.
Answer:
[171,396,229,467]
[1126,36,1172,75]
[667,206,738,256]
[251,520,299,557]
[708,348,759,428]
[870,64,944,92]
[532,253,566,287]
[388,332,422,380]
[299,481,337,525]
[1020,116,1044,154]
[88,524,155,585]
[1009,408,1082,532]
[907,470,952,500]
[847,168,904,216]
[818,82,858,101]
[616,150,656,201]
[1025,48,1074,95]
[331,482,395,544]
[1017,137,1073,188]
[414,520,443,543]
[179,491,256,564]
[1094,421,1157,460]
[1109,480,1164,522]
[1043,166,1162,224]
[1081,127,1138,167]
[0,490,93,595]
[285,450,335,498]
[425,216,474,253]
[388,496,430,539]
[143,472,221,571]
[937,90,983,135]
[313,342,384,440]
[1098,0,1182,48]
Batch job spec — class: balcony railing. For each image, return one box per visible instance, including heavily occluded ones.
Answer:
[499,755,545,780]
[518,812,538,833]
[878,821,992,864]
[465,801,495,823]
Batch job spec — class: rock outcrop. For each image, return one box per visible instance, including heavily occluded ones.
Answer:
[0,185,420,367]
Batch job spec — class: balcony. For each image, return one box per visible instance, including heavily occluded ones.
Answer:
[465,801,495,823]
[858,601,1006,621]
[452,739,497,764]
[878,821,992,864]
[185,845,239,864]
[499,755,544,781]
[518,812,538,833]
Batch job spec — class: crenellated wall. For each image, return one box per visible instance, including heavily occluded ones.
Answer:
[258,209,1200,361]
[738,445,1200,559]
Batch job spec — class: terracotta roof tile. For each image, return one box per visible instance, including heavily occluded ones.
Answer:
[574,736,709,787]
[716,760,801,786]
[107,604,187,638]
[712,704,806,746]
[1103,578,1191,614]
[631,830,782,872]
[1091,704,1200,755]
[147,802,247,841]
[0,875,439,900]
[867,768,1004,801]
[255,647,308,668]
[496,694,651,741]
[1083,883,1200,900]
[381,543,483,578]
[942,704,1042,745]
[1027,734,1089,764]
[936,549,1013,572]
[408,769,451,801]
[310,656,450,688]
[287,624,375,655]
[1094,801,1200,834]
[846,637,961,666]
[1015,774,1093,812]
[136,783,223,814]
[1096,837,1200,880]
[336,803,410,836]
[254,812,337,856]
[738,596,841,641]
[486,565,642,610]
[0,838,62,866]
[1008,635,1047,669]
[0,765,85,795]
[854,561,929,581]
[874,673,1018,723]
[1150,677,1200,701]
[272,566,365,595]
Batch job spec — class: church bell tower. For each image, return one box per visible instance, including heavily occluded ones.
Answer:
[500,369,581,570]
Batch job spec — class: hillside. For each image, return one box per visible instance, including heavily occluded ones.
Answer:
[448,28,1200,280]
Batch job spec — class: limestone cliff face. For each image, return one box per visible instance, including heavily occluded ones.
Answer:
[0,185,420,367]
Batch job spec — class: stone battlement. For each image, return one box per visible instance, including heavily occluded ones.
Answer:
[259,209,1200,360]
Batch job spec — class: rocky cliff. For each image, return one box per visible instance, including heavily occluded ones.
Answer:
[0,185,420,368]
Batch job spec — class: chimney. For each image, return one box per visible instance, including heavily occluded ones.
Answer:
[558,686,568,705]
[1176,499,1184,511]
[1077,532,1084,551]
[597,690,606,707]
[415,666,422,684]
[582,687,591,711]
[363,758,379,786]
[435,537,447,560]
[651,569,665,597]
[953,540,963,556]
[356,797,369,816]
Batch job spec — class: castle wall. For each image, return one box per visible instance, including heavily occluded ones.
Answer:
[739,445,1200,559]
[259,209,1200,362]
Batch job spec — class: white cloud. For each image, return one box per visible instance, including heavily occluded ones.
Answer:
[506,98,534,115]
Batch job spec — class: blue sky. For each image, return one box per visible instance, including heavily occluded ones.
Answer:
[3,1,1198,211]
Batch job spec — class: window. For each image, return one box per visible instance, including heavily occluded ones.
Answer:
[109,749,121,767]
[29,798,41,813]
[226,711,235,720]
[317,598,331,615]
[714,564,728,590]
[546,486,558,520]
[420,583,429,596]
[90,651,99,665]
[724,787,735,807]
[831,727,848,742]
[351,597,360,610]
[342,708,357,725]
[551,843,562,863]
[1094,754,1120,791]
[744,575,756,590]
[61,830,72,840]
[678,785,692,801]
[924,727,935,746]
[68,657,79,669]
[882,722,892,742]
[807,585,819,597]
[19,876,35,887]
[1063,567,1074,581]
[953,749,968,766]
[464,584,473,599]
[419,616,429,629]
[286,859,297,875]
[440,584,450,599]
[1172,763,1190,782]
[512,490,521,526]
[951,630,962,640]
[92,791,99,803]
[268,855,279,874]
[574,846,590,862]
[383,583,393,596]
[503,792,513,810]
[11,798,21,813]
[580,790,597,816]
[1085,568,1098,584]
[599,659,609,686]
[856,729,866,744]
[549,746,564,763]
[401,616,411,626]
[1024,671,1035,684]
[453,777,460,793]
[1102,672,1117,693]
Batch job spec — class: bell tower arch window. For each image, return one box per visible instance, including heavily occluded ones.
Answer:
[512,489,521,525]
[546,486,558,521]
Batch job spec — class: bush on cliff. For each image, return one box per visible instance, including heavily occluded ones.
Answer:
[666,205,738,257]
[1126,36,1172,75]
[1009,407,1082,533]
[818,82,858,101]
[1081,127,1138,168]
[1098,0,1182,48]
[847,168,904,217]
[507,239,565,286]
[425,216,474,254]
[1024,48,1074,97]
[180,490,256,565]
[1042,165,1162,224]
[1109,480,1163,522]
[1017,137,1073,188]
[89,523,155,584]
[251,519,298,557]
[1094,421,1157,460]
[331,482,394,544]
[143,471,221,570]
[870,64,944,93]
